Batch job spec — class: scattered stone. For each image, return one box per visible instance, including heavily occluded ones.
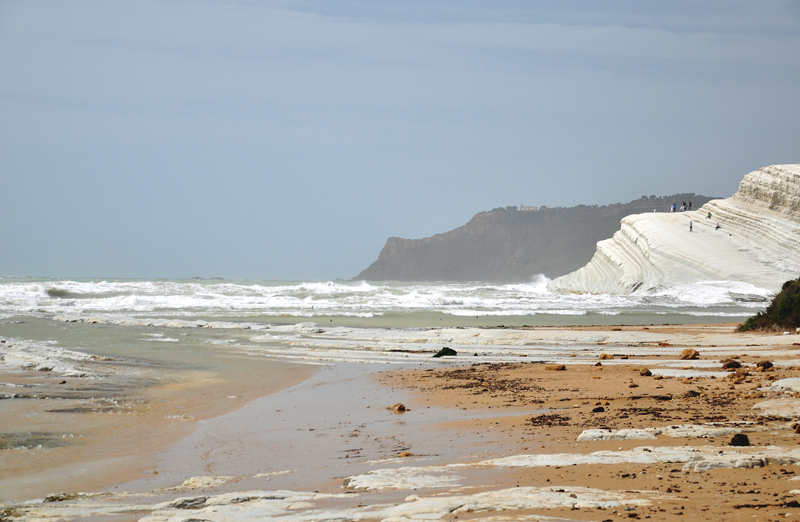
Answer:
[658,342,670,347]
[679,349,699,360]
[390,403,407,413]
[628,383,639,388]
[599,353,613,360]
[399,451,413,457]
[545,365,566,371]
[44,493,76,503]
[432,347,457,358]
[730,433,750,447]
[528,413,571,427]
[594,362,603,367]
[640,369,652,376]
[756,360,774,370]
[722,359,742,370]
[592,406,605,413]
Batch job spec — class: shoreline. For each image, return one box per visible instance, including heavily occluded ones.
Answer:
[0,318,319,503]
[5,322,800,521]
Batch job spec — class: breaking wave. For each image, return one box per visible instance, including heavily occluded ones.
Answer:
[0,276,770,320]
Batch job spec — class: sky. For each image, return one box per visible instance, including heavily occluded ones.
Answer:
[1,0,799,280]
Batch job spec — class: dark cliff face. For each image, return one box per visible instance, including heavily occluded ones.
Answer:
[354,194,719,282]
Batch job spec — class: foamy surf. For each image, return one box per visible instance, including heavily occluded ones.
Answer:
[0,277,771,321]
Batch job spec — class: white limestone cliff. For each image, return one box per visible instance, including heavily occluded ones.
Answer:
[548,164,800,295]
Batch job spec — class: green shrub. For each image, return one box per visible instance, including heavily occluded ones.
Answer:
[738,278,800,332]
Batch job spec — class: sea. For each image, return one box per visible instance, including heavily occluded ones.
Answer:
[0,275,773,328]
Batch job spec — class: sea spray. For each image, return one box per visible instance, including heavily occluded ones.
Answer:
[0,277,770,321]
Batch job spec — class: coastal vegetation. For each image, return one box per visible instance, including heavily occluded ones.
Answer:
[738,277,800,332]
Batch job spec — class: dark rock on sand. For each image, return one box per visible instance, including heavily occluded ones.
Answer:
[730,433,750,446]
[756,360,774,370]
[679,349,699,360]
[722,359,742,370]
[432,347,457,358]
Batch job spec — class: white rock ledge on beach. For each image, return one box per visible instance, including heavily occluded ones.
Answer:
[548,164,800,295]
[576,423,757,442]
[770,378,800,393]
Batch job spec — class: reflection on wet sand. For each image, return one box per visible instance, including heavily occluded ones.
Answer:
[0,317,316,502]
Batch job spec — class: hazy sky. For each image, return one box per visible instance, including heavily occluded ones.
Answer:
[2,1,799,279]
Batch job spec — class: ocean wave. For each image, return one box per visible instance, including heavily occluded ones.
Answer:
[0,277,770,320]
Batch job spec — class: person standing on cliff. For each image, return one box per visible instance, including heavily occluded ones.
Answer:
[689,220,693,232]
[689,201,692,210]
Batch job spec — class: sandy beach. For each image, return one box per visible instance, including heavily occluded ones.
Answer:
[5,321,800,521]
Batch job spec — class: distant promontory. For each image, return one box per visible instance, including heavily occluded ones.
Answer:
[354,194,718,282]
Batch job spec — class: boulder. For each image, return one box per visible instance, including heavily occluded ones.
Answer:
[432,347,457,358]
[721,359,742,370]
[679,349,699,360]
[730,434,750,447]
[756,360,774,370]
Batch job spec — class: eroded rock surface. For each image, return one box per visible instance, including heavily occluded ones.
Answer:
[549,164,800,294]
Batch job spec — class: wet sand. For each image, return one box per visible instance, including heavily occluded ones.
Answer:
[0,318,318,502]
[6,322,800,521]
[376,323,800,521]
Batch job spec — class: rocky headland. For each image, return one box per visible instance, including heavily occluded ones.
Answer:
[355,194,717,282]
[549,164,800,295]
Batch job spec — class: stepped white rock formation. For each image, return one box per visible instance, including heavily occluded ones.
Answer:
[548,164,800,295]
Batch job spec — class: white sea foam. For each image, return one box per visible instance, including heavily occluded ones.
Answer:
[0,277,769,321]
[0,338,116,377]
